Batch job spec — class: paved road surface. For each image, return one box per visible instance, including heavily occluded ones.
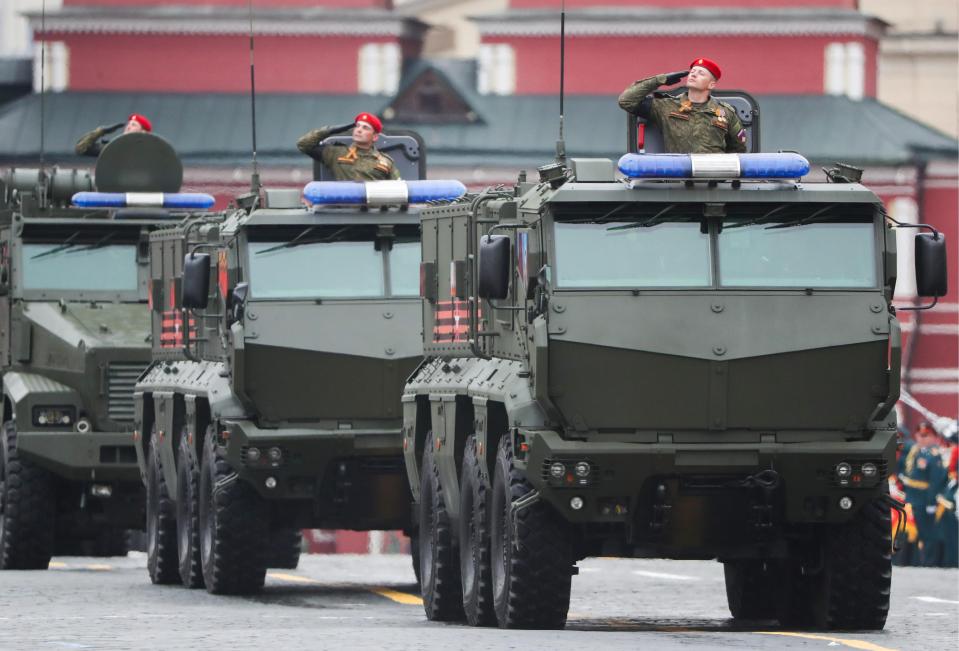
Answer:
[0,553,955,650]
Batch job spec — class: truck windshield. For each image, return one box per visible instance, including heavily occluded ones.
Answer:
[718,220,876,288]
[554,221,711,288]
[248,239,420,299]
[22,243,138,292]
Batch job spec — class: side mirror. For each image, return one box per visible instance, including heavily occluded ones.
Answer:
[182,253,211,309]
[478,235,510,300]
[230,282,250,323]
[915,233,948,298]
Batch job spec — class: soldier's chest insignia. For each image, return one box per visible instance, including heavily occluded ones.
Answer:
[918,458,928,470]
[711,107,728,130]
[337,146,359,164]
[669,111,691,121]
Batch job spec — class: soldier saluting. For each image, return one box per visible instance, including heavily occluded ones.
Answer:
[618,58,747,154]
[297,112,401,181]
[75,113,153,157]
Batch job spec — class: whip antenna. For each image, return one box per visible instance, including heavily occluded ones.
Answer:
[38,0,48,201]
[555,0,566,164]
[247,0,260,192]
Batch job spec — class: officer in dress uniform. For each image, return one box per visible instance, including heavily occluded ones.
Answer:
[899,422,945,567]
[75,113,153,157]
[618,58,747,154]
[296,112,400,181]
[933,438,958,567]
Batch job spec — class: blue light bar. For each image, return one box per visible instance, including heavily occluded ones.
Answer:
[72,192,215,209]
[303,180,467,206]
[617,152,810,180]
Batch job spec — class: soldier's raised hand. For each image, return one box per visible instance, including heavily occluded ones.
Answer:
[663,70,689,85]
[329,122,356,135]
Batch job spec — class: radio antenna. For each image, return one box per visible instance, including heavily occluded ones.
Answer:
[38,0,48,202]
[555,0,567,164]
[247,0,260,193]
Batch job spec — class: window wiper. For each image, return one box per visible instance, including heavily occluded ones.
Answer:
[606,204,679,232]
[71,232,115,253]
[30,231,82,259]
[254,226,352,255]
[764,204,839,230]
[723,204,792,229]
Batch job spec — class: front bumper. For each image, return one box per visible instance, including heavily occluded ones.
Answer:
[521,428,896,533]
[222,420,410,530]
[17,429,140,481]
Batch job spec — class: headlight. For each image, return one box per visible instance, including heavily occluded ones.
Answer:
[549,462,566,479]
[32,406,76,427]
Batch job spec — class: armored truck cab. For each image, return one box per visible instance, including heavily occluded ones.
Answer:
[404,155,948,629]
[0,143,205,568]
[134,187,429,594]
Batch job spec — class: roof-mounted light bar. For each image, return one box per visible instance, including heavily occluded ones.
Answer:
[303,180,467,207]
[72,192,215,209]
[618,152,810,180]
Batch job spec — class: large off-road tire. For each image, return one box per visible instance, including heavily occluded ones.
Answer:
[418,432,464,621]
[780,496,892,630]
[146,427,178,584]
[459,435,495,626]
[0,421,56,569]
[176,433,204,588]
[409,529,421,587]
[724,560,780,620]
[267,528,302,569]
[490,435,573,629]
[91,529,130,558]
[199,427,268,594]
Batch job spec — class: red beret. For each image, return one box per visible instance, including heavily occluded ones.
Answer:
[128,113,152,132]
[689,58,721,81]
[354,112,382,133]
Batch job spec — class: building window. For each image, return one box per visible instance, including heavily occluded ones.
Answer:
[478,43,515,96]
[824,41,865,100]
[33,40,68,92]
[358,42,400,95]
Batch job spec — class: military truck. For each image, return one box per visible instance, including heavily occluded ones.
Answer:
[0,134,211,568]
[133,133,456,594]
[403,109,949,628]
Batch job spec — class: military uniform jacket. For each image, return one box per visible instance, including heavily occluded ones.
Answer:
[618,74,747,154]
[75,126,113,157]
[297,127,401,181]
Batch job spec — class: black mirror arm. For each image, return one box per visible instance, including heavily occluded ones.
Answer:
[884,215,941,240]
[898,296,938,312]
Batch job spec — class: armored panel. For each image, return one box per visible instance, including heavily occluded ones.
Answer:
[95,132,183,193]
[313,130,426,182]
[626,90,760,154]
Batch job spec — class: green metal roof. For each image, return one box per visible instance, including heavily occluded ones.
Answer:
[0,90,954,169]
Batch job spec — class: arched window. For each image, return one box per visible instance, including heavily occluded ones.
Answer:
[358,42,400,95]
[478,43,515,96]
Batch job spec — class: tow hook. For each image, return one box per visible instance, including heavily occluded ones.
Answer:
[740,469,781,529]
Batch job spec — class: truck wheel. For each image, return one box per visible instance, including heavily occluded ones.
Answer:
[176,433,204,588]
[267,528,302,569]
[199,426,268,594]
[723,560,780,620]
[782,496,892,630]
[418,431,463,621]
[459,434,495,626]
[409,529,421,587]
[146,427,178,584]
[91,529,130,558]
[490,435,573,629]
[0,421,55,569]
